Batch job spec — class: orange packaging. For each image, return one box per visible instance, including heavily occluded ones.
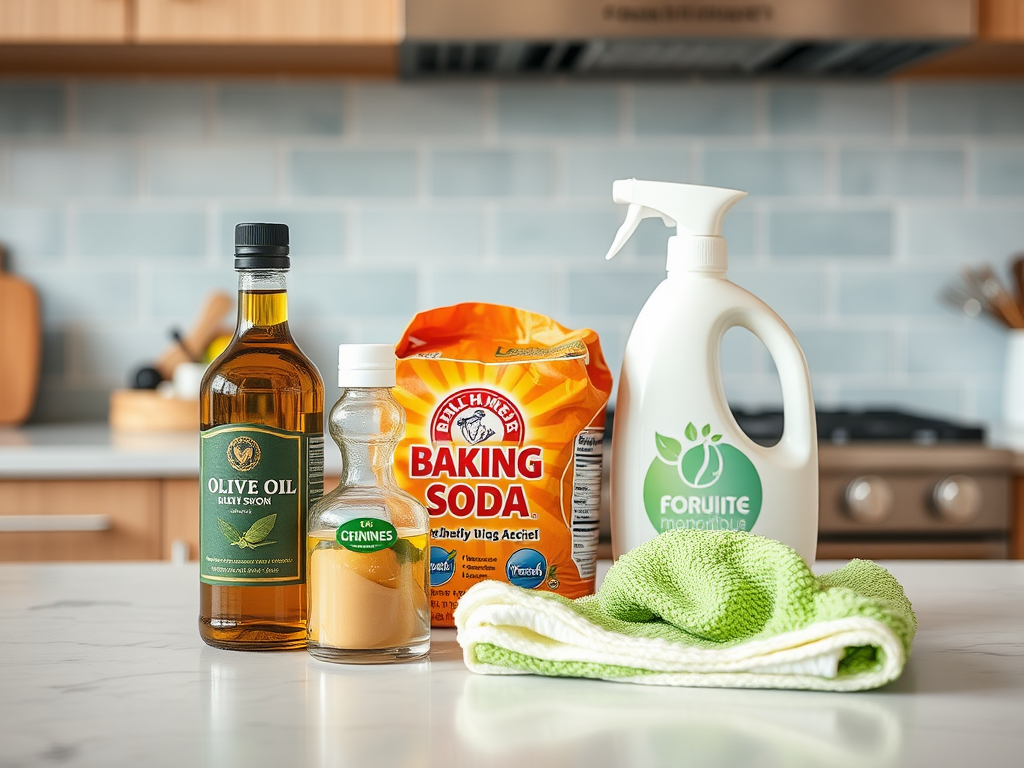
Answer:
[394,303,613,627]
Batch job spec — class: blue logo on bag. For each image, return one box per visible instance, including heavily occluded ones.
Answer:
[505,548,546,589]
[429,547,457,586]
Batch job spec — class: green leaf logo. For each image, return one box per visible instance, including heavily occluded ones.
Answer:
[685,422,698,441]
[655,432,682,463]
[243,514,277,545]
[217,517,241,544]
[218,514,278,549]
[702,423,711,437]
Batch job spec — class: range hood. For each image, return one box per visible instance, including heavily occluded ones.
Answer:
[400,0,975,78]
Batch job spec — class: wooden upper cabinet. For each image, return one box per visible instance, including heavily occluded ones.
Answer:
[134,0,402,44]
[980,0,1024,40]
[0,0,128,42]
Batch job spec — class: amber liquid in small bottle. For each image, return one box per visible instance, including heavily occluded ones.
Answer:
[199,271,324,650]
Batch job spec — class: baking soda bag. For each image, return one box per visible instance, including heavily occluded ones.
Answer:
[394,303,613,627]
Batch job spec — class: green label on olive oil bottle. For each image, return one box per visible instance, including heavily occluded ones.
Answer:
[200,424,323,586]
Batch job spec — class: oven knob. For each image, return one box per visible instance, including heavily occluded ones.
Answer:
[933,475,982,523]
[844,476,894,524]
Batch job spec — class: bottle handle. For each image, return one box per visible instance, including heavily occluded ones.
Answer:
[714,305,816,461]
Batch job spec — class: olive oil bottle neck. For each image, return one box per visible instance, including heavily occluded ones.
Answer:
[237,270,289,332]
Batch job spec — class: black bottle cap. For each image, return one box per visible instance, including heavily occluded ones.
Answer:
[234,223,290,270]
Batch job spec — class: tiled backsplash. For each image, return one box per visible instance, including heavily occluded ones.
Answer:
[2,80,1024,427]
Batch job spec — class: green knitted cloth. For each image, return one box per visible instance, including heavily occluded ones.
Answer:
[454,530,917,691]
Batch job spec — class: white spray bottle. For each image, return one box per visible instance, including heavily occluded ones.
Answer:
[606,179,818,564]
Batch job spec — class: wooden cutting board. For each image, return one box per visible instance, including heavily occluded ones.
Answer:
[0,247,41,425]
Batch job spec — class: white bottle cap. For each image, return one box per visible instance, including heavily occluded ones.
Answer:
[338,344,396,388]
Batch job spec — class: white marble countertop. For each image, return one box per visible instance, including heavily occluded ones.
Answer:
[0,424,343,479]
[1,560,1022,767]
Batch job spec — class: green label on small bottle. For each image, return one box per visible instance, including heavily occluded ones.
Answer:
[335,518,398,553]
[200,424,322,586]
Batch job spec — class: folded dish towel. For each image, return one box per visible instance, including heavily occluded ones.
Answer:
[454,530,917,691]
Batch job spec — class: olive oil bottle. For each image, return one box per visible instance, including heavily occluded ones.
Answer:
[199,223,324,650]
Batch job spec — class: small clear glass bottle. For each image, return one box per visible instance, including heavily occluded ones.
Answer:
[307,344,430,663]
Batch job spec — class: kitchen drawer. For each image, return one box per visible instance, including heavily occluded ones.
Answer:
[0,480,161,562]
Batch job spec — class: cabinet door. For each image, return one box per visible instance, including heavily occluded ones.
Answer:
[162,478,199,562]
[0,480,161,561]
[0,0,128,42]
[981,0,1024,40]
[135,0,401,43]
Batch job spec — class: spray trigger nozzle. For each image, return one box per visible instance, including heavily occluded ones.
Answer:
[604,204,677,261]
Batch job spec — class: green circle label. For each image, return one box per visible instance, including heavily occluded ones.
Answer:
[335,518,398,553]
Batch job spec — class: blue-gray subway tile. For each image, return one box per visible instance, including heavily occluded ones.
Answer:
[840,149,964,196]
[73,208,205,259]
[496,85,619,136]
[906,208,1024,261]
[288,319,352,381]
[290,150,416,197]
[430,150,553,197]
[558,314,627,374]
[970,377,1003,425]
[838,270,951,316]
[977,149,1024,196]
[906,324,1005,375]
[0,207,62,261]
[566,269,662,316]
[703,149,826,197]
[19,266,137,321]
[836,384,962,417]
[633,85,755,136]
[719,327,761,375]
[217,208,346,258]
[146,147,276,197]
[31,383,111,422]
[357,84,483,137]
[10,147,135,198]
[496,209,621,259]
[425,269,555,315]
[347,317,417,345]
[77,83,205,135]
[76,323,167,384]
[217,84,344,136]
[793,329,891,375]
[768,85,892,136]
[769,210,891,258]
[721,376,784,409]
[0,83,64,135]
[288,270,416,317]
[359,207,483,259]
[563,149,689,198]
[908,84,1024,135]
[146,267,237,321]
[731,269,826,317]
[723,207,756,259]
